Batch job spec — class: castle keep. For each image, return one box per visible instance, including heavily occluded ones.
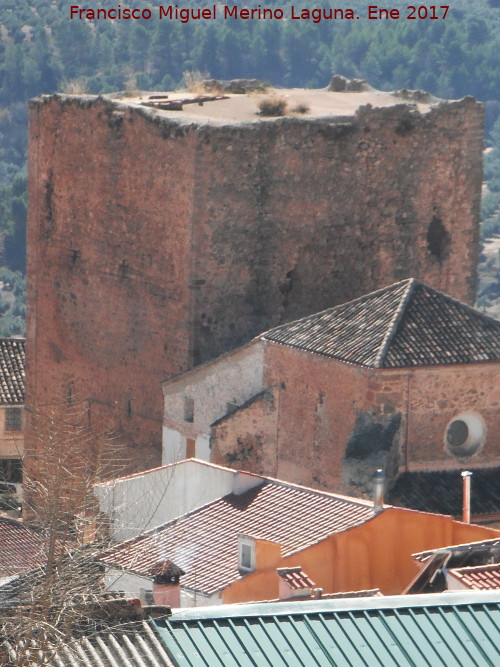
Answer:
[26,85,483,463]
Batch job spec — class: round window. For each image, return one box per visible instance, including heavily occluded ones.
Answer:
[446,420,469,448]
[445,413,484,457]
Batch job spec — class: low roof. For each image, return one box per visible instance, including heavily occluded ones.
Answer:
[0,338,25,405]
[0,517,46,577]
[262,279,500,368]
[155,592,500,666]
[413,537,500,563]
[100,480,373,596]
[29,620,175,667]
[449,564,500,591]
[277,567,316,590]
[388,467,500,517]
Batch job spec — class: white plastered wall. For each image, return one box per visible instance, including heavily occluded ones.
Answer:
[94,459,261,541]
[162,341,266,465]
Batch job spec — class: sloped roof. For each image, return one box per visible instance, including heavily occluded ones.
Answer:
[277,567,316,590]
[449,564,500,591]
[388,467,500,517]
[0,517,46,577]
[413,538,500,564]
[262,279,500,368]
[100,481,373,596]
[51,621,175,666]
[155,592,500,667]
[0,338,25,405]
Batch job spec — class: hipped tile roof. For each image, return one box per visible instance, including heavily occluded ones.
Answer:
[100,481,373,596]
[0,338,25,404]
[262,279,500,368]
[388,467,500,517]
[449,564,500,591]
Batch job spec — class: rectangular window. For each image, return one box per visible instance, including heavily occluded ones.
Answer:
[241,544,252,570]
[5,408,22,432]
[238,536,255,572]
[184,397,194,423]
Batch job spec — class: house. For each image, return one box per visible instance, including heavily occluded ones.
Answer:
[155,591,500,667]
[93,458,265,542]
[162,279,500,498]
[0,338,24,485]
[97,461,500,606]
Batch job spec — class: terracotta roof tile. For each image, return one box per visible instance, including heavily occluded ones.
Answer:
[388,467,500,517]
[100,481,373,596]
[0,338,25,405]
[262,279,500,368]
[277,567,316,590]
[0,517,47,576]
[449,564,500,590]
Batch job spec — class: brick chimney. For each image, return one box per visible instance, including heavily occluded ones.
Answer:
[150,560,185,608]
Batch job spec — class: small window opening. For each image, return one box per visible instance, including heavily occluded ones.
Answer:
[119,260,128,279]
[184,397,194,423]
[426,216,450,263]
[238,536,255,572]
[0,459,22,483]
[5,408,22,432]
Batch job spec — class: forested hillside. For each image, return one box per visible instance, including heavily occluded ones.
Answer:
[1,0,500,333]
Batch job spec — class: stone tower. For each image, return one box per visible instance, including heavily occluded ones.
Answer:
[26,85,483,466]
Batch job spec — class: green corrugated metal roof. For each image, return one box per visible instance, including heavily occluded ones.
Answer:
[153,592,500,667]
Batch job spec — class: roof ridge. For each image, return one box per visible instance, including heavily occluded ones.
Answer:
[373,278,416,368]
[422,282,500,327]
[261,278,413,340]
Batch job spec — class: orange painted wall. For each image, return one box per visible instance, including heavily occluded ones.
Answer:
[222,508,500,603]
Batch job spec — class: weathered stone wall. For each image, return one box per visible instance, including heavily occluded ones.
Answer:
[190,100,483,364]
[211,343,500,495]
[27,96,196,465]
[211,387,280,477]
[406,364,500,468]
[27,93,483,464]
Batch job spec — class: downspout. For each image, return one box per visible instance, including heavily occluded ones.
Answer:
[404,372,412,471]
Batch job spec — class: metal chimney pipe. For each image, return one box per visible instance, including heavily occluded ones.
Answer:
[461,471,472,523]
[373,469,385,514]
